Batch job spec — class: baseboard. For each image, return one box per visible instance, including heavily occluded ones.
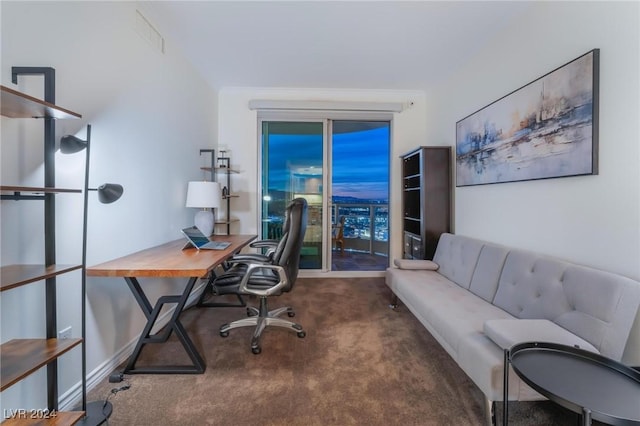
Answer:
[299,270,386,278]
[58,280,208,410]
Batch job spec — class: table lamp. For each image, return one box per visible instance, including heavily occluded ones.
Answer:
[186,181,221,236]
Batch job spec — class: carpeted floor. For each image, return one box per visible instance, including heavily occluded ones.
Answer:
[88,277,586,425]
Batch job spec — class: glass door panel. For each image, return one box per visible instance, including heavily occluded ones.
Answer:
[261,121,324,270]
[331,121,390,271]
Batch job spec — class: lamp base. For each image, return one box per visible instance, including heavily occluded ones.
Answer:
[194,210,214,236]
[75,401,113,426]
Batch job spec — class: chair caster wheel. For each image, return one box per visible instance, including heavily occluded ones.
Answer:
[252,346,261,354]
[287,311,295,317]
[297,331,306,338]
[220,330,229,338]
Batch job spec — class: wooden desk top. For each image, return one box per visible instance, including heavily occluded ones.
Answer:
[87,234,257,278]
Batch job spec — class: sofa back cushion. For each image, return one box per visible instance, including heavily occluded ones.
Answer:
[468,243,510,303]
[433,233,484,289]
[493,249,640,360]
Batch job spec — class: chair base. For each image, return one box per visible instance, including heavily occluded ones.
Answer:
[220,296,305,354]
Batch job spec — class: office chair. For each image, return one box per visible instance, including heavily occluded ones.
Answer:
[212,198,308,354]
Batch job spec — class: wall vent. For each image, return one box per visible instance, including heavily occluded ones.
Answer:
[135,10,165,53]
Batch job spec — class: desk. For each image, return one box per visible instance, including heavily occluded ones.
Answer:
[87,234,257,374]
[504,342,640,426]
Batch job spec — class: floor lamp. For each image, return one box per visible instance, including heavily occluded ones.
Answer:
[61,125,124,426]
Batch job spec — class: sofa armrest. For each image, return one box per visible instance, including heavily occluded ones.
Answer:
[484,319,599,353]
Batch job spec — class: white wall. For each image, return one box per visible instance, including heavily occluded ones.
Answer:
[217,87,428,266]
[1,1,216,410]
[425,1,640,280]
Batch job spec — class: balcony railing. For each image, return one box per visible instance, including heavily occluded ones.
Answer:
[262,201,389,262]
[332,203,388,257]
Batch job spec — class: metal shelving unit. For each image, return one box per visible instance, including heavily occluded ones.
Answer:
[0,68,85,425]
[199,149,240,235]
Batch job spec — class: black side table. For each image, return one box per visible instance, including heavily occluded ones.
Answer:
[503,341,640,426]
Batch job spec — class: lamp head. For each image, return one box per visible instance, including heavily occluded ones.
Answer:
[60,134,88,154]
[92,183,124,204]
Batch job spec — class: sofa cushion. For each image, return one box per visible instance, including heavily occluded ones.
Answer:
[432,233,484,290]
[387,267,513,360]
[484,319,599,353]
[492,250,640,360]
[468,243,510,303]
[393,258,439,270]
[493,251,571,320]
[553,264,640,361]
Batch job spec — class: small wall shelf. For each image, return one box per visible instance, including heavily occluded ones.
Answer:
[199,149,240,235]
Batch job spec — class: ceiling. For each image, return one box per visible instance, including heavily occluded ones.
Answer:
[139,1,532,91]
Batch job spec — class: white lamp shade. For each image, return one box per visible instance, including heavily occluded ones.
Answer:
[186,181,221,208]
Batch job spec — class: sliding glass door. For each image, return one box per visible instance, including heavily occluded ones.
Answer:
[260,120,390,272]
[261,121,325,269]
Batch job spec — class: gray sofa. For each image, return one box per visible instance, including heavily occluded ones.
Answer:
[385,233,640,425]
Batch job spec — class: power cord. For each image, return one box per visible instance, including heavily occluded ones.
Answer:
[99,377,131,426]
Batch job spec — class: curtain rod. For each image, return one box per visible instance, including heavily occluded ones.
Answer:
[248,99,408,113]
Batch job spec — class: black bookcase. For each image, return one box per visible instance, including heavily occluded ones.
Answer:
[401,146,451,260]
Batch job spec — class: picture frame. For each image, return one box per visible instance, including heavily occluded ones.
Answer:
[456,49,599,187]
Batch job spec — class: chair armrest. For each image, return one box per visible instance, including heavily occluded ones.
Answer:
[237,263,288,297]
[229,253,271,263]
[249,239,280,257]
[250,240,279,248]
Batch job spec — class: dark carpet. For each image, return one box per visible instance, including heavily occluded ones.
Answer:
[88,278,586,425]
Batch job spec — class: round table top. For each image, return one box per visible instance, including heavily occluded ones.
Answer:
[510,342,640,425]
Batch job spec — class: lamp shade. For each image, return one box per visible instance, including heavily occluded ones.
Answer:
[96,183,124,204]
[60,134,88,154]
[186,181,221,209]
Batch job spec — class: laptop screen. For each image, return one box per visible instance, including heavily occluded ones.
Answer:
[182,227,210,248]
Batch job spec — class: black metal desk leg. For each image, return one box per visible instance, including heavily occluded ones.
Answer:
[123,276,205,374]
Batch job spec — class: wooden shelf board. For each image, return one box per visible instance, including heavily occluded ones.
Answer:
[1,186,82,194]
[0,339,83,391]
[200,166,240,174]
[1,86,81,120]
[1,411,85,425]
[215,219,240,225]
[1,264,83,292]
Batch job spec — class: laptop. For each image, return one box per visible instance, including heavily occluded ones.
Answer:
[181,226,232,250]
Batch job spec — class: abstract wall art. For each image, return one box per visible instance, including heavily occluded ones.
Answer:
[456,49,599,187]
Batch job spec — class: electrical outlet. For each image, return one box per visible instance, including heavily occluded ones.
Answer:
[58,326,72,340]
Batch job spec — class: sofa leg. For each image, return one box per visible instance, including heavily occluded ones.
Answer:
[388,293,398,309]
[484,398,496,426]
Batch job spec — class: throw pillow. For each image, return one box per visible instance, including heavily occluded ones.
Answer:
[393,258,439,270]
